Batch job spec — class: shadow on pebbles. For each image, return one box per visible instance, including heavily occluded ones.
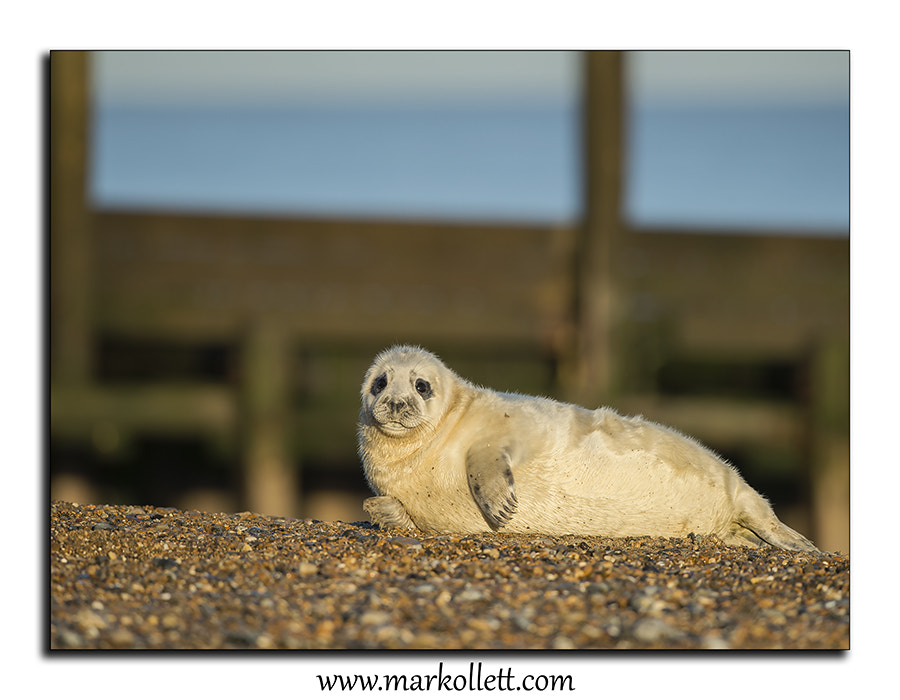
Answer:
[49,500,849,650]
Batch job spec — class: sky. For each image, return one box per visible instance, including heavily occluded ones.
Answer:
[627,50,849,106]
[94,50,848,108]
[93,51,582,107]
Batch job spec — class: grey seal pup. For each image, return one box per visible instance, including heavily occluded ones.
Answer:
[358,345,818,552]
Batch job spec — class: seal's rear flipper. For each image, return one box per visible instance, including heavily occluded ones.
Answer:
[466,444,518,530]
[732,516,821,553]
[726,523,767,548]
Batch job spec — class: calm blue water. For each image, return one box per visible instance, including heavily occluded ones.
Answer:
[91,104,581,224]
[627,104,849,232]
[91,102,849,232]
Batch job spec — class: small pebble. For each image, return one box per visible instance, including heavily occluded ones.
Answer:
[359,610,392,627]
[297,561,318,577]
[456,588,486,603]
[632,618,683,644]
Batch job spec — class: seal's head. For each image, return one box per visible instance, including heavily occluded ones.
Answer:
[360,345,453,438]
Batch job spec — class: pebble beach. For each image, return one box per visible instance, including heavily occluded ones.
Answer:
[49,500,849,650]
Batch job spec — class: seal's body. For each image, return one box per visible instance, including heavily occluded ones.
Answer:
[358,345,818,552]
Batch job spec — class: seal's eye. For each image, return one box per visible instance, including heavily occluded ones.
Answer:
[371,374,387,396]
[415,379,432,398]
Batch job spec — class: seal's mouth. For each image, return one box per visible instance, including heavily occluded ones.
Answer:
[369,406,421,436]
[376,420,414,437]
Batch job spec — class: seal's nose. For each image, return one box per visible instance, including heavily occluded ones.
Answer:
[386,397,407,414]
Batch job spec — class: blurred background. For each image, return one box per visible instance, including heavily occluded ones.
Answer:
[49,51,849,553]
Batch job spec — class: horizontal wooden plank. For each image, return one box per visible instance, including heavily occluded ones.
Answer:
[614,394,805,448]
[92,212,576,345]
[615,230,849,354]
[50,384,236,438]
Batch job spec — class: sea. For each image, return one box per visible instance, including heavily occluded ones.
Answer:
[90,101,849,234]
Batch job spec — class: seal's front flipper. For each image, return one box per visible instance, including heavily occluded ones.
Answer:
[466,443,517,530]
[364,496,417,530]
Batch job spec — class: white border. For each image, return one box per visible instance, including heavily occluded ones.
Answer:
[12,0,896,696]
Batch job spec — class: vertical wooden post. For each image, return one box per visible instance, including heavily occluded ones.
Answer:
[566,51,625,406]
[809,338,850,553]
[241,319,298,516]
[50,51,93,386]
